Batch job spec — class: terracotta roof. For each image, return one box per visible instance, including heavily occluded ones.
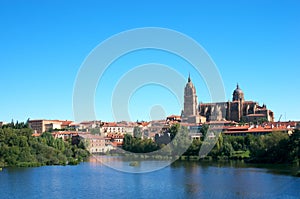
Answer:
[110,142,123,147]
[224,128,290,134]
[106,133,124,139]
[61,121,73,125]
[136,122,150,127]
[103,122,117,127]
[225,126,250,131]
[32,133,41,137]
[167,115,181,119]
[224,124,292,134]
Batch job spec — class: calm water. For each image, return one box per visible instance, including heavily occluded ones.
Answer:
[1,157,300,199]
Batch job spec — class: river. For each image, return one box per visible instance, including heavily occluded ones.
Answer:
[0,156,300,199]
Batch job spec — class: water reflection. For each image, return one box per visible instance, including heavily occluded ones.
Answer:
[1,158,300,199]
[170,160,300,198]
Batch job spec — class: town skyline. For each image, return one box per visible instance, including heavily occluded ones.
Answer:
[0,78,293,124]
[0,73,298,123]
[1,1,299,122]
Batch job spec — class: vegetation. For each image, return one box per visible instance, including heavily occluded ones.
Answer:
[90,128,101,135]
[123,123,300,165]
[1,119,30,129]
[2,119,299,167]
[122,134,159,153]
[123,124,192,157]
[0,121,89,167]
[183,129,300,164]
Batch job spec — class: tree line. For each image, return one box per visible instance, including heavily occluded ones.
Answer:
[0,122,89,167]
[122,124,300,164]
[122,124,191,156]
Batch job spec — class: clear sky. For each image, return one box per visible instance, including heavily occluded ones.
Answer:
[0,0,299,122]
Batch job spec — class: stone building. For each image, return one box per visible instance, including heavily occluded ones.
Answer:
[183,74,198,117]
[28,119,65,134]
[73,133,112,153]
[181,75,274,123]
[181,74,206,123]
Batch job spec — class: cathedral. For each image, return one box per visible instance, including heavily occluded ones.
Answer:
[181,75,274,123]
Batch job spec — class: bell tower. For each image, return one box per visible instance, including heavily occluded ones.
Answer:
[182,74,198,117]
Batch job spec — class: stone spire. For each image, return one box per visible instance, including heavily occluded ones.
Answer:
[183,74,198,117]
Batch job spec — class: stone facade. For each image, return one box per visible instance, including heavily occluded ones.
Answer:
[182,74,198,117]
[28,119,65,134]
[181,75,206,123]
[182,76,274,123]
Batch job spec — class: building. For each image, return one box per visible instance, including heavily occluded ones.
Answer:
[105,133,124,147]
[74,133,111,153]
[181,74,207,123]
[60,121,73,129]
[223,123,293,136]
[116,121,135,136]
[79,120,102,130]
[28,119,74,134]
[183,74,198,117]
[181,75,274,123]
[51,131,78,140]
[29,120,61,134]
[147,120,166,139]
[101,122,126,134]
[199,84,274,122]
[166,115,181,123]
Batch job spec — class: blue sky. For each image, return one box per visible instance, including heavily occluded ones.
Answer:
[0,0,299,122]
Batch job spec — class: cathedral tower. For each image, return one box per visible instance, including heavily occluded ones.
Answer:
[232,84,244,121]
[182,74,198,117]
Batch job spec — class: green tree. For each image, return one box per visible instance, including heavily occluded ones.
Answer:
[169,123,180,140]
[170,126,192,156]
[0,123,89,167]
[200,124,209,140]
[122,134,159,153]
[90,128,100,135]
[184,139,202,156]
[287,129,300,164]
[123,134,133,151]
[221,142,234,157]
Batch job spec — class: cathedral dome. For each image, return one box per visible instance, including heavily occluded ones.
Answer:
[233,84,243,94]
[232,84,244,101]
